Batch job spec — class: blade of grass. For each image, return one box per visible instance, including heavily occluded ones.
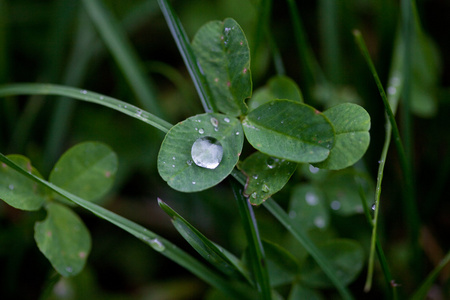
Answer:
[318,0,342,84]
[81,0,163,117]
[231,169,354,300]
[285,0,328,101]
[231,180,272,300]
[353,29,420,290]
[359,179,398,299]
[412,250,450,300]
[157,0,215,113]
[0,153,253,300]
[0,83,173,133]
[251,0,272,64]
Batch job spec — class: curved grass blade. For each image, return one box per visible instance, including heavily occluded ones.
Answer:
[231,180,272,300]
[81,0,163,116]
[157,0,215,113]
[0,153,253,299]
[158,199,251,281]
[231,169,354,300]
[0,83,172,133]
[412,250,450,300]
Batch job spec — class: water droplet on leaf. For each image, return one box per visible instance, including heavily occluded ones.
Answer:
[191,136,223,169]
[314,216,326,228]
[252,174,259,179]
[8,184,14,190]
[262,184,270,193]
[198,128,205,134]
[371,203,376,211]
[224,117,230,123]
[309,165,320,174]
[148,238,165,252]
[305,192,318,205]
[330,200,341,210]
[210,117,219,127]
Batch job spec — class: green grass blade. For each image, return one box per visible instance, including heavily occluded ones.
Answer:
[0,0,8,83]
[0,153,252,300]
[412,251,450,300]
[252,0,272,62]
[231,180,272,300]
[353,29,420,290]
[231,169,353,300]
[285,0,328,101]
[81,0,163,116]
[0,83,172,133]
[157,0,215,113]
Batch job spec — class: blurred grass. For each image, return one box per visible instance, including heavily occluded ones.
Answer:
[1,0,450,299]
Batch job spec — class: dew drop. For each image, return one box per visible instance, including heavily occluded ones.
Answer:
[198,128,205,134]
[314,216,326,228]
[65,266,73,273]
[289,210,297,219]
[371,203,376,211]
[148,238,165,252]
[309,165,320,174]
[252,174,259,180]
[224,117,230,123]
[99,96,104,100]
[191,136,223,169]
[262,184,270,193]
[266,157,276,169]
[192,181,196,185]
[8,184,14,190]
[251,192,257,199]
[172,156,176,160]
[305,192,318,205]
[186,160,193,166]
[172,165,175,168]
[210,117,219,127]
[80,90,87,95]
[387,86,396,95]
[235,131,240,135]
[330,200,341,210]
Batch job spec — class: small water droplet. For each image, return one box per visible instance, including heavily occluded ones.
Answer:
[314,216,326,228]
[192,181,196,185]
[172,165,175,168]
[371,203,376,211]
[251,192,257,199]
[252,174,259,179]
[289,210,297,218]
[99,96,104,100]
[65,266,73,273]
[266,157,276,169]
[235,131,240,135]
[80,90,87,95]
[191,136,223,169]
[8,184,14,190]
[199,128,205,134]
[387,86,396,95]
[305,192,318,205]
[330,200,341,210]
[214,127,219,132]
[148,238,165,252]
[224,117,230,123]
[309,165,320,174]
[186,160,193,166]
[262,184,270,193]
[210,117,219,127]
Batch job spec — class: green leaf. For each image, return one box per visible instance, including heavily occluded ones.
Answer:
[158,113,243,192]
[323,170,373,216]
[299,239,364,288]
[34,203,91,277]
[248,75,303,111]
[288,184,329,230]
[192,18,251,116]
[242,100,335,163]
[0,155,47,211]
[158,199,250,281]
[239,151,297,205]
[49,142,118,203]
[263,240,300,287]
[313,103,370,170]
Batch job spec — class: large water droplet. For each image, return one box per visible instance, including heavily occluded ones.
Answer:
[262,184,270,193]
[191,136,223,169]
